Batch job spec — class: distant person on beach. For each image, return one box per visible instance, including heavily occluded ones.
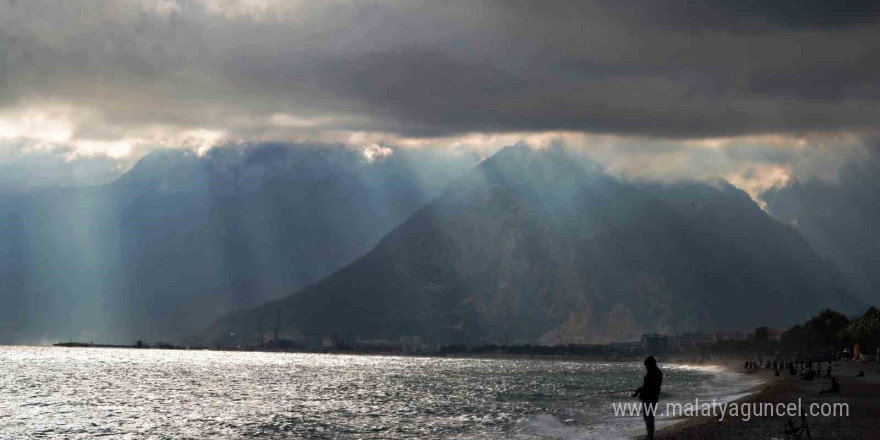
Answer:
[633,356,663,439]
[820,377,840,394]
[827,364,832,377]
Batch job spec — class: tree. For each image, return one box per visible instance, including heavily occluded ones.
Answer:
[782,324,808,352]
[839,307,880,352]
[754,326,770,343]
[805,309,849,350]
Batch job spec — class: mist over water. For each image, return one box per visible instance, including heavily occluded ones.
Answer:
[0,347,756,439]
[0,144,480,345]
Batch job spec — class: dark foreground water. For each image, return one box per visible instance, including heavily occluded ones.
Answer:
[0,347,757,439]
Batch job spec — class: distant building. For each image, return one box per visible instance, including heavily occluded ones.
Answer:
[610,341,643,355]
[671,332,713,350]
[354,339,404,352]
[713,330,747,342]
[400,336,432,353]
[321,332,354,349]
[266,338,300,350]
[641,333,668,355]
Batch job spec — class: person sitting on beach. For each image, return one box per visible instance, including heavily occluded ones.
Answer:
[820,377,840,394]
[633,356,663,440]
[802,369,816,381]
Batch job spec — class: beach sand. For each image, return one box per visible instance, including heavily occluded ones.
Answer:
[648,359,880,439]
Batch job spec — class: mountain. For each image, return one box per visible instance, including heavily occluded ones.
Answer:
[201,145,861,346]
[762,155,880,304]
[0,144,478,344]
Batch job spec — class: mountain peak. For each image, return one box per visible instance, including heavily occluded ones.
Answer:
[201,146,859,346]
[117,149,205,191]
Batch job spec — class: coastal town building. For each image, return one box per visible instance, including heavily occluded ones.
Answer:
[669,332,713,350]
[640,333,669,355]
[713,330,747,342]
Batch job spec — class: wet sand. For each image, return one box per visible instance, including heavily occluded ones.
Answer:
[649,359,880,439]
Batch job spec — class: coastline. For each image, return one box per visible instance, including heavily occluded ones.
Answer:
[35,345,880,438]
[616,360,766,437]
[650,359,880,439]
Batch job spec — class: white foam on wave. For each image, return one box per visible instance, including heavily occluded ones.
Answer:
[666,364,726,373]
[691,368,764,403]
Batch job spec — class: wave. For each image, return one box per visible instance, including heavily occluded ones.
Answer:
[514,362,761,439]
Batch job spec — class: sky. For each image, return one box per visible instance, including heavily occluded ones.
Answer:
[1,0,879,201]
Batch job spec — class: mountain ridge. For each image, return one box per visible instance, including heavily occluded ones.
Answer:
[199,145,861,346]
[0,144,477,344]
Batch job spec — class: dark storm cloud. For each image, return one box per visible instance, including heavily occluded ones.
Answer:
[1,0,879,143]
[643,0,880,30]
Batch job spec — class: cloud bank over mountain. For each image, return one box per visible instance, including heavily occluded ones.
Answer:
[0,0,878,191]
[2,0,879,141]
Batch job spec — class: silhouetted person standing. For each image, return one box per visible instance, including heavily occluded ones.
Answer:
[820,377,840,394]
[633,356,663,439]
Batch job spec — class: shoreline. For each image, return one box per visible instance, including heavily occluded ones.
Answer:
[649,359,880,439]
[40,342,684,363]
[620,360,766,436]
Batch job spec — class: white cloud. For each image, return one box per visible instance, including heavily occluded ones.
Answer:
[359,143,394,162]
[0,108,74,144]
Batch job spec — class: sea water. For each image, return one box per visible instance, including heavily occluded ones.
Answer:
[0,347,759,439]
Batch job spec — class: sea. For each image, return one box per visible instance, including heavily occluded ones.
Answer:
[0,346,760,439]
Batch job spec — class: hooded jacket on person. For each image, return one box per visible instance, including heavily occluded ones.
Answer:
[636,356,663,404]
